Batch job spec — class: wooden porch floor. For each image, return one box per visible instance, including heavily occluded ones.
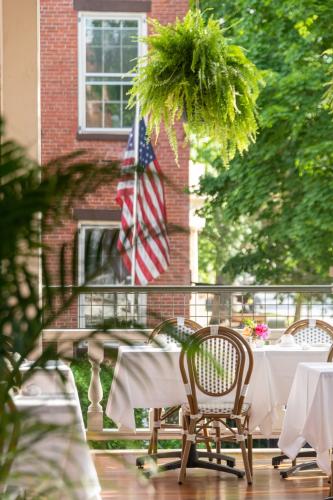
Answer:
[92,450,330,500]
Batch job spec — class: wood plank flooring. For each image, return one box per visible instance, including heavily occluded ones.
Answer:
[92,450,330,500]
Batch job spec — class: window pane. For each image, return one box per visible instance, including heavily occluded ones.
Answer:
[105,103,121,128]
[104,28,120,46]
[122,29,137,46]
[123,104,135,128]
[86,46,102,72]
[122,46,138,73]
[123,20,138,28]
[86,102,102,127]
[122,85,132,101]
[105,84,121,101]
[86,84,102,101]
[103,20,121,28]
[86,29,102,45]
[104,47,121,73]
[84,228,129,284]
[86,19,102,28]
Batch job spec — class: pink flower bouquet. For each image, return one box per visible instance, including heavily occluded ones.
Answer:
[242,319,269,341]
[254,323,269,340]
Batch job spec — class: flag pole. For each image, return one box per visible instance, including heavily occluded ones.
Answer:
[131,101,140,285]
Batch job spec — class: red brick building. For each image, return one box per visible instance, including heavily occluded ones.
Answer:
[40,0,191,327]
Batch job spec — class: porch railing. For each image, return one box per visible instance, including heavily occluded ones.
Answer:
[42,284,333,441]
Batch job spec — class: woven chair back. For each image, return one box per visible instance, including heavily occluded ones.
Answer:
[180,326,254,416]
[148,317,202,345]
[285,319,333,345]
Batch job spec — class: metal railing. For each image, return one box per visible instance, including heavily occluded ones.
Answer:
[47,284,333,330]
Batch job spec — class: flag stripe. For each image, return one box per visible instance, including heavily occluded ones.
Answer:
[137,183,170,263]
[124,193,167,275]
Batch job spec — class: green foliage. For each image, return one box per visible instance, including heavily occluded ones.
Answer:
[129,9,263,164]
[196,0,333,284]
[197,192,251,284]
[322,49,333,111]
[71,358,147,450]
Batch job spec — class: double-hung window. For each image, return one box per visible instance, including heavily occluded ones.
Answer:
[78,13,146,133]
[78,224,147,328]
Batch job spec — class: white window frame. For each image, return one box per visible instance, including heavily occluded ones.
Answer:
[78,221,147,328]
[78,11,147,134]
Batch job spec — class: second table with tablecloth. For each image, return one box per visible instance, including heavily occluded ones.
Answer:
[8,361,101,500]
[279,362,333,476]
[106,344,330,437]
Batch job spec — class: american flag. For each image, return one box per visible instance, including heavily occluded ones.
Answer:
[116,119,170,285]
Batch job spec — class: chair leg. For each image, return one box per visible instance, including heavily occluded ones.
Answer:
[148,408,156,455]
[247,434,253,477]
[330,451,333,497]
[216,423,221,464]
[181,414,187,455]
[203,425,212,459]
[148,408,160,456]
[148,433,154,455]
[178,418,196,485]
[237,424,252,485]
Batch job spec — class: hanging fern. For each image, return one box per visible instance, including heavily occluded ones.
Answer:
[129,9,264,164]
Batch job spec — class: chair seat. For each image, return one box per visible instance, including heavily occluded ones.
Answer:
[182,401,250,416]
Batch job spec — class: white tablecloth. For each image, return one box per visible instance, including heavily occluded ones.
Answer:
[278,362,333,475]
[248,345,328,435]
[106,345,329,436]
[9,361,101,500]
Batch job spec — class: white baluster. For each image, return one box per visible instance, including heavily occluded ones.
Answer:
[178,407,183,427]
[149,408,154,432]
[87,340,104,431]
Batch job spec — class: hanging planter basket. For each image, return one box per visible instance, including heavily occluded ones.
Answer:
[129,9,263,164]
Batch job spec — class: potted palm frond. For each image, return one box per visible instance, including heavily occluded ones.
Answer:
[129,9,263,164]
[0,119,122,497]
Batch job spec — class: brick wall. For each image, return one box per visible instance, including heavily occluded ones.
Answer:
[40,0,190,327]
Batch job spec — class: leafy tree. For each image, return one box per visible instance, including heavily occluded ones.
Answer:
[196,0,333,284]
[198,199,249,284]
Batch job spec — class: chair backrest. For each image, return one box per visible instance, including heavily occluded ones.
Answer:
[148,317,202,345]
[179,326,254,416]
[285,319,333,345]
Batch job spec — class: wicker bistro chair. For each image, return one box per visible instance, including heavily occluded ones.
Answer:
[272,319,333,476]
[178,325,254,485]
[286,318,333,345]
[137,317,227,470]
